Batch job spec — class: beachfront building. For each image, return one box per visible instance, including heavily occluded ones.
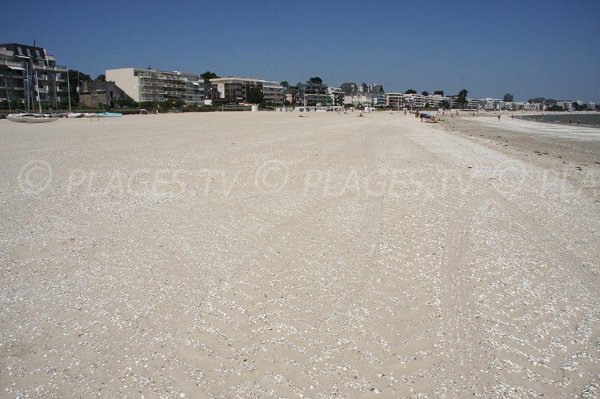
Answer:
[341,82,385,107]
[297,78,330,106]
[0,43,68,110]
[483,98,505,111]
[209,77,283,105]
[105,67,205,104]
[385,93,426,109]
[385,93,405,108]
[556,100,575,111]
[386,92,454,109]
[425,94,445,108]
[262,80,285,105]
[79,80,132,108]
[327,87,344,106]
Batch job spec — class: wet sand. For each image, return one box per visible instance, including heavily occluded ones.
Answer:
[1,112,599,398]
[438,114,600,201]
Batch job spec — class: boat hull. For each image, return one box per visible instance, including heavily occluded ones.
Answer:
[7,114,58,123]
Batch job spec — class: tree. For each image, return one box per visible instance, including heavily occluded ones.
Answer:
[115,97,133,108]
[67,69,92,106]
[96,74,105,82]
[503,93,514,102]
[405,89,417,94]
[247,86,264,104]
[456,89,468,109]
[439,100,450,109]
[201,71,220,100]
[201,71,219,83]
[280,81,289,88]
[309,77,322,85]
[434,90,444,96]
[422,91,429,96]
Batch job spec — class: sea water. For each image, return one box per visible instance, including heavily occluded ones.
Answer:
[518,113,600,128]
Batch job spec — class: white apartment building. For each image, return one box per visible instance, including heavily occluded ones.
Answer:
[327,87,344,105]
[210,77,283,105]
[482,98,504,110]
[262,80,285,104]
[385,93,431,109]
[106,67,204,104]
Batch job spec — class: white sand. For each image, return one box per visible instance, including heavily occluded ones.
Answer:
[1,112,599,398]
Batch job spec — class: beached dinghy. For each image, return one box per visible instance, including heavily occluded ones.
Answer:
[7,113,58,123]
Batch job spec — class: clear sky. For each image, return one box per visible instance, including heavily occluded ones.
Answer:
[2,0,599,102]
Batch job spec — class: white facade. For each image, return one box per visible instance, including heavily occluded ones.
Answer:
[106,67,204,104]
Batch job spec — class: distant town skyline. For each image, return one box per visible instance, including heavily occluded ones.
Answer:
[1,0,599,102]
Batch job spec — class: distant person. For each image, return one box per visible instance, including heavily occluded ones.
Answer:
[497,114,501,120]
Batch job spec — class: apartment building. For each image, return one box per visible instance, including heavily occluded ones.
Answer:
[0,43,68,110]
[106,68,204,104]
[262,80,285,104]
[386,93,453,109]
[210,77,283,105]
[327,87,344,106]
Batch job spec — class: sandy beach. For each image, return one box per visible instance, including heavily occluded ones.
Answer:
[1,112,599,398]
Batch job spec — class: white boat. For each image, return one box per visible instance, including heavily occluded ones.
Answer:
[7,113,58,123]
[67,113,84,118]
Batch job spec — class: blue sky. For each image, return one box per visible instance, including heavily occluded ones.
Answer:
[2,0,599,102]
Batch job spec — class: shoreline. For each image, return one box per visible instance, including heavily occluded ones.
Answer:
[436,114,600,201]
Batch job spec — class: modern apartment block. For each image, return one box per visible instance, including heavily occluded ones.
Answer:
[105,68,204,104]
[0,43,68,110]
[209,77,283,105]
[386,93,450,109]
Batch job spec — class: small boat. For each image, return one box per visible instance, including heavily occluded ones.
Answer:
[97,112,123,117]
[7,113,58,123]
[67,113,84,118]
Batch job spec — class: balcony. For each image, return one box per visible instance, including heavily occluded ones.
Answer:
[0,59,24,69]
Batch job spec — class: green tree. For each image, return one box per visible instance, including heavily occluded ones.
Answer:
[248,86,264,104]
[201,71,219,83]
[422,91,429,96]
[309,77,322,85]
[201,72,220,100]
[439,100,450,109]
[456,89,468,109]
[115,97,136,108]
[434,90,444,96]
[405,89,417,94]
[280,81,289,88]
[67,69,92,106]
[174,99,185,109]
[96,74,105,82]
